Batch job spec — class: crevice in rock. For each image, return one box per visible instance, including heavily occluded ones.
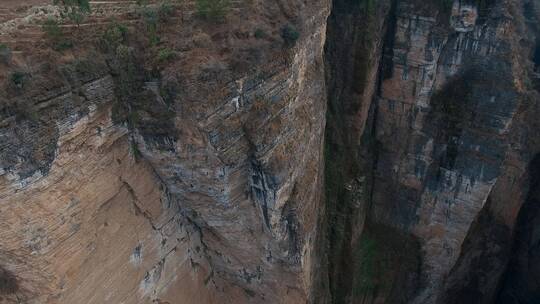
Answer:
[321,0,397,302]
[0,266,18,295]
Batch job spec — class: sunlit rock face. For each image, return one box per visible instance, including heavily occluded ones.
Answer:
[0,0,329,303]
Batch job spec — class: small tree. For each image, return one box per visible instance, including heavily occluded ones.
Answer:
[281,24,299,47]
[140,7,160,45]
[42,18,73,51]
[42,18,62,40]
[196,0,230,21]
[157,48,175,62]
[9,71,28,89]
[53,0,91,26]
[135,1,175,47]
[254,28,266,39]
[99,22,128,52]
[0,44,12,64]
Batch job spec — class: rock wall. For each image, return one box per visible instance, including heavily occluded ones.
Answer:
[1,0,540,303]
[0,0,330,303]
[322,0,540,303]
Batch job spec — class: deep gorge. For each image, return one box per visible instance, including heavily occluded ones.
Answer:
[0,0,540,303]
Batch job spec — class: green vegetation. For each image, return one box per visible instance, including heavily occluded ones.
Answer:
[353,236,378,296]
[53,0,92,26]
[53,0,91,12]
[254,28,266,39]
[42,18,73,51]
[42,18,62,40]
[280,24,299,47]
[109,44,137,125]
[138,2,175,46]
[323,1,389,301]
[157,48,176,62]
[0,44,12,64]
[9,71,28,89]
[99,22,128,52]
[60,55,107,84]
[159,78,178,105]
[196,0,230,21]
[129,136,142,160]
[141,7,160,45]
[349,224,421,301]
[158,1,175,18]
[114,44,137,96]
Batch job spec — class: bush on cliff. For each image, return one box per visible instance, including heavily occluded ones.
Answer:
[42,18,73,51]
[53,0,91,26]
[0,44,12,64]
[9,71,28,90]
[99,22,128,52]
[157,48,176,62]
[138,2,175,46]
[281,24,299,47]
[196,0,230,21]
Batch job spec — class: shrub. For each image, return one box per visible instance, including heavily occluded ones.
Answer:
[9,71,28,89]
[54,0,91,12]
[196,0,230,21]
[114,44,137,96]
[158,1,175,19]
[67,10,85,26]
[0,44,12,64]
[254,28,266,39]
[55,40,74,51]
[129,137,142,160]
[42,18,62,40]
[42,18,73,51]
[157,48,175,62]
[136,2,174,46]
[138,7,161,45]
[281,24,299,47]
[61,56,106,83]
[100,22,128,52]
[160,78,179,105]
[53,0,91,26]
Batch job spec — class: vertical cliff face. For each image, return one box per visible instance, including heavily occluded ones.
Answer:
[322,0,540,303]
[0,0,330,303]
[1,0,540,303]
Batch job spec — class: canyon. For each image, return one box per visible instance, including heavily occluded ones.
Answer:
[0,0,539,303]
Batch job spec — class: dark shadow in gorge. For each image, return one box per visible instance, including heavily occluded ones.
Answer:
[322,0,422,302]
[323,0,385,301]
[495,153,540,304]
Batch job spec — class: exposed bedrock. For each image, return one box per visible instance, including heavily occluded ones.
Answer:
[0,0,329,303]
[321,0,540,303]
